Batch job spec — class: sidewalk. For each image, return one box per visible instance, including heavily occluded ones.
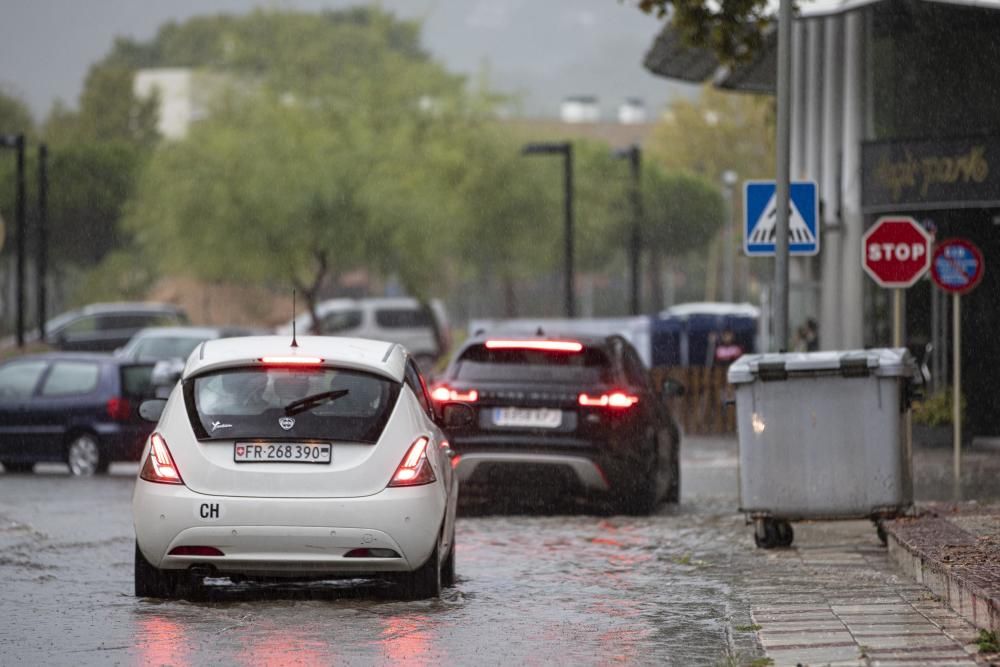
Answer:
[884,503,1000,634]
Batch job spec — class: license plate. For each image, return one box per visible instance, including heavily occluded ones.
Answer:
[492,407,562,429]
[234,442,332,464]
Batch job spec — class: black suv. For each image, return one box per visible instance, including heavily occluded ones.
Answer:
[431,334,681,514]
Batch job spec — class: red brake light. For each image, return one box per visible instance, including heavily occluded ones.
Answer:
[168,546,224,556]
[139,432,184,485]
[106,397,132,422]
[578,392,639,409]
[258,356,324,365]
[388,436,436,487]
[430,385,478,402]
[485,339,583,353]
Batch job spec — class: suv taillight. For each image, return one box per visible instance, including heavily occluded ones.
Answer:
[388,436,436,487]
[430,385,478,403]
[578,392,639,409]
[106,397,132,422]
[139,433,184,485]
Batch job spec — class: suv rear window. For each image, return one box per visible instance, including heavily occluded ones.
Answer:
[454,344,613,384]
[375,308,432,329]
[184,367,401,443]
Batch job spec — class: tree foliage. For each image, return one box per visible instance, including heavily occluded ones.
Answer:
[637,0,773,64]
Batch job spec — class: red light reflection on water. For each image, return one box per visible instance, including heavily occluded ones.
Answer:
[236,630,328,666]
[134,616,190,666]
[379,615,433,665]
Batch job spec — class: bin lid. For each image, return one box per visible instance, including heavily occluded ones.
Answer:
[727,348,915,384]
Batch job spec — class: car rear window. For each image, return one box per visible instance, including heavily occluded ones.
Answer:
[375,307,432,329]
[453,344,613,384]
[131,336,205,361]
[121,364,156,398]
[184,367,401,443]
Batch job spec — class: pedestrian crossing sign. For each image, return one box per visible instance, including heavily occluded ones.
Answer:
[744,180,819,256]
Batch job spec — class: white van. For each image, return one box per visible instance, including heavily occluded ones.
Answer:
[277,298,450,370]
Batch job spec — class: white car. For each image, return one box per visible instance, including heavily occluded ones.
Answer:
[132,336,463,600]
[276,298,450,371]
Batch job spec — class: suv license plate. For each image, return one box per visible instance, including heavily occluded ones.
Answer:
[492,408,562,429]
[234,443,332,464]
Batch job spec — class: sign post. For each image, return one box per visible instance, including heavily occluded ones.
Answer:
[861,216,933,345]
[930,238,985,499]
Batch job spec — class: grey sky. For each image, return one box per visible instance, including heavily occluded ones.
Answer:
[0,0,693,122]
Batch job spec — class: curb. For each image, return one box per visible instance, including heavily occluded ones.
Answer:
[885,515,1000,632]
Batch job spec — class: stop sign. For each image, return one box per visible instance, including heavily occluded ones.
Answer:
[862,216,932,288]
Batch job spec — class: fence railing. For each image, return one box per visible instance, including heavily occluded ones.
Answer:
[652,366,736,435]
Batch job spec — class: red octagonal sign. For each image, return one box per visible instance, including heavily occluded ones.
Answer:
[862,216,933,288]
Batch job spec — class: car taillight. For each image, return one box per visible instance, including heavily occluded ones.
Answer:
[578,392,639,409]
[430,385,478,402]
[388,436,436,487]
[106,397,132,422]
[484,339,583,352]
[139,433,184,485]
[258,356,324,365]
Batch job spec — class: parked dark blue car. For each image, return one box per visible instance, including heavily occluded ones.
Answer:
[0,353,157,475]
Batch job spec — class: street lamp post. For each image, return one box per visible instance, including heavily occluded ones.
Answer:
[38,143,48,339]
[523,142,575,318]
[721,169,739,304]
[1,133,27,347]
[615,145,643,315]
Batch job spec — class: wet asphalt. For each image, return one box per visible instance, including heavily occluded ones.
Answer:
[0,437,996,666]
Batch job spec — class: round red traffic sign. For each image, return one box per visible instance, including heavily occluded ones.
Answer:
[930,238,984,295]
[862,216,933,288]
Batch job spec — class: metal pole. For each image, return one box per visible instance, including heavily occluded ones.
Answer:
[628,146,642,315]
[37,143,48,339]
[952,293,961,498]
[773,0,794,351]
[891,289,904,348]
[564,144,575,318]
[14,134,26,348]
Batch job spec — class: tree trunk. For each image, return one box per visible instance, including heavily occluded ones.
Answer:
[502,272,518,318]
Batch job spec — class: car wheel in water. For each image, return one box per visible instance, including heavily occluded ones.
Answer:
[1,461,34,473]
[134,542,179,599]
[665,442,681,504]
[396,536,442,600]
[618,445,659,516]
[441,532,456,588]
[66,433,104,476]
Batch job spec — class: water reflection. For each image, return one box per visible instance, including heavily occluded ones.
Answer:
[133,615,190,666]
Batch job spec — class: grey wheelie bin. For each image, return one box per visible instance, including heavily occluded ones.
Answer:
[727,349,917,548]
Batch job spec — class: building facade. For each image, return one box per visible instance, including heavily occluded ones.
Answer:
[645,0,1000,437]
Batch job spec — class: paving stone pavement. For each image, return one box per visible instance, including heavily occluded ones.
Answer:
[739,520,987,666]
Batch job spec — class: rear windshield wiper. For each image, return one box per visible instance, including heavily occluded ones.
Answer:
[283,389,349,416]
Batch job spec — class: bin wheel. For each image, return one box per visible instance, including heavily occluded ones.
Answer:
[876,522,888,546]
[754,519,794,549]
[775,520,794,547]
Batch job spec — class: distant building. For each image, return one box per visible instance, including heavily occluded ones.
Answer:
[133,68,228,140]
[618,98,648,125]
[560,95,601,123]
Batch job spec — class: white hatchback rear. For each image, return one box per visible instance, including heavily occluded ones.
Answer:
[131,336,459,599]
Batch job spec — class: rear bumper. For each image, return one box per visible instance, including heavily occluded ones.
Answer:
[453,452,609,492]
[132,480,445,576]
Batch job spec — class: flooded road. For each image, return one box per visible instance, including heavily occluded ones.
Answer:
[1,437,994,665]
[0,437,761,666]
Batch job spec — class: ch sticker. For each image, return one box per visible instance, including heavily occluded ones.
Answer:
[197,503,223,520]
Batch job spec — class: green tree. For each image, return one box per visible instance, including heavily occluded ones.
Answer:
[636,0,773,64]
[642,166,725,308]
[648,85,774,183]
